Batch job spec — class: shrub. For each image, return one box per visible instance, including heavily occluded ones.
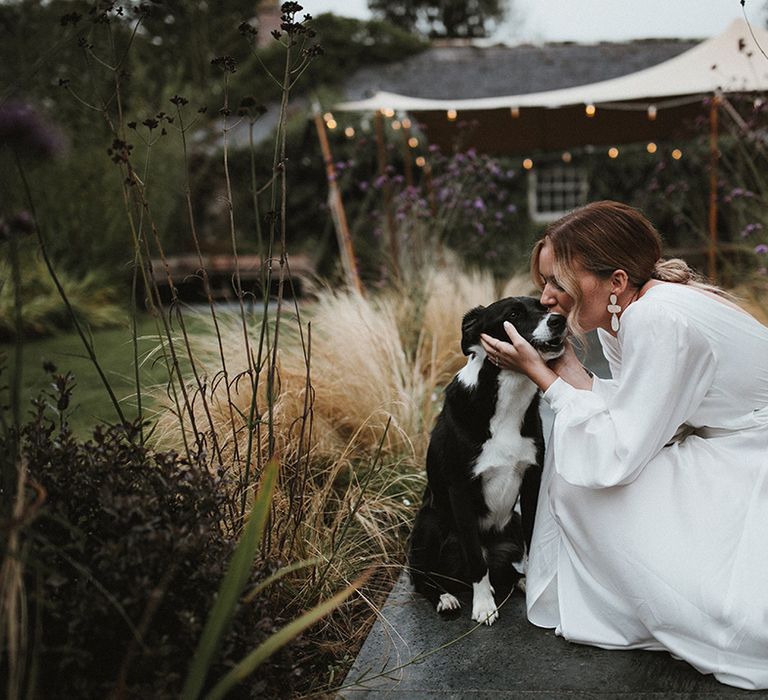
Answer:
[5,367,301,699]
[0,250,123,340]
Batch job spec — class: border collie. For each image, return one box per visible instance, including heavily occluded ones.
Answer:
[408,296,567,625]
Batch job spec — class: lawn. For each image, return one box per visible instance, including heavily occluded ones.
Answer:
[4,313,178,436]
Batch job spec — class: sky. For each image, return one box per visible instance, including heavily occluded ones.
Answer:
[301,0,768,44]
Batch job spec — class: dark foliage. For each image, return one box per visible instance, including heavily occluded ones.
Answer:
[2,366,302,699]
[235,13,426,104]
[368,0,507,38]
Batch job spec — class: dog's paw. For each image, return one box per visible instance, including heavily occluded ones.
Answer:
[472,573,498,625]
[515,576,527,594]
[471,596,499,626]
[436,593,461,613]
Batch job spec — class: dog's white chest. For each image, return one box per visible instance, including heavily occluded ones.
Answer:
[473,373,537,531]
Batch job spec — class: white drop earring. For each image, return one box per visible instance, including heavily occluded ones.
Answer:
[607,293,622,332]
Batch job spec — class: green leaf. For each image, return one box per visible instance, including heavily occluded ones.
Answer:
[242,557,323,603]
[181,458,279,700]
[203,570,371,700]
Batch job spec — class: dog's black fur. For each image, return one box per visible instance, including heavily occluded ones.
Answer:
[408,296,567,625]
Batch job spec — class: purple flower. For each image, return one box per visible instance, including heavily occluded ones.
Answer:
[754,244,768,254]
[741,223,764,238]
[506,204,518,214]
[473,197,485,211]
[0,100,64,159]
[473,221,485,235]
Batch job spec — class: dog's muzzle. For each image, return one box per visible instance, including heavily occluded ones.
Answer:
[531,313,568,357]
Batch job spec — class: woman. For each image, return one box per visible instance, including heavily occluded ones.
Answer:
[480,200,768,689]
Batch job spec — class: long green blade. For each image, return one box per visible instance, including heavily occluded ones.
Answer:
[203,571,371,700]
[242,557,322,603]
[181,458,279,700]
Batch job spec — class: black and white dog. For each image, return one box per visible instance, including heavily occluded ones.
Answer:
[409,296,567,625]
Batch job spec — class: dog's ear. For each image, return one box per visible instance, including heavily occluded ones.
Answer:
[460,305,484,355]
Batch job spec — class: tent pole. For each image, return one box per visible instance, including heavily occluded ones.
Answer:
[313,108,363,295]
[707,94,720,282]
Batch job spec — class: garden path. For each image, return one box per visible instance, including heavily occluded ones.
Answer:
[339,332,768,699]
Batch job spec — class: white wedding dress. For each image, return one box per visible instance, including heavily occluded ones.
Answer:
[526,283,768,689]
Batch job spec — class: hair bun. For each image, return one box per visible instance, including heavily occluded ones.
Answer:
[651,258,693,284]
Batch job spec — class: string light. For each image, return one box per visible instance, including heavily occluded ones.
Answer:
[401,117,412,129]
[510,107,520,118]
[523,158,534,170]
[647,105,657,121]
[608,147,619,159]
[415,156,426,167]
[447,108,458,121]
[672,149,683,160]
[585,103,597,117]
[646,142,657,154]
[561,151,572,163]
[344,126,355,138]
[326,118,337,129]
[408,136,419,148]
[323,111,334,122]
[391,120,401,130]
[382,108,395,118]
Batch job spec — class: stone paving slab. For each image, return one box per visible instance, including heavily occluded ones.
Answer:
[338,575,764,699]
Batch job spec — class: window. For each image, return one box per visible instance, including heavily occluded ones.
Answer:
[528,166,588,223]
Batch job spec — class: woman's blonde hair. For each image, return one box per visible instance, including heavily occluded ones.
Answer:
[530,200,724,335]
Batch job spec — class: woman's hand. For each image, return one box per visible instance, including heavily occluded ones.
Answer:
[547,340,594,390]
[480,321,558,391]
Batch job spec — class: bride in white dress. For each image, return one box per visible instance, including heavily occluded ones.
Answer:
[480,200,768,690]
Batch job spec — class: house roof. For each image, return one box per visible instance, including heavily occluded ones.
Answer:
[342,38,699,101]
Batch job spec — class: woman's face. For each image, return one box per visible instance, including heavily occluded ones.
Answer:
[537,242,612,332]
